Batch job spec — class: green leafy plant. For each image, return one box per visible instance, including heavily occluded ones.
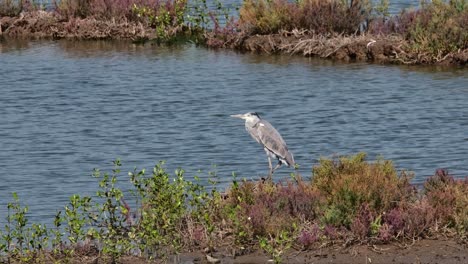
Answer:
[259,228,295,264]
[406,0,464,57]
[64,194,92,246]
[51,210,64,255]
[6,192,29,257]
[0,193,50,262]
[129,162,189,259]
[131,0,188,41]
[374,0,390,18]
[93,159,134,262]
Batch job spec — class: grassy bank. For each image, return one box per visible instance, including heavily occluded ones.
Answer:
[0,0,467,64]
[1,153,467,263]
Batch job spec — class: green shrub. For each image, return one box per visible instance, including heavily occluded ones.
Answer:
[238,0,372,35]
[132,164,189,258]
[0,193,50,263]
[312,153,413,227]
[405,0,468,59]
[239,0,295,34]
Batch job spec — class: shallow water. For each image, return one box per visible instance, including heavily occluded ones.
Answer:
[0,38,467,226]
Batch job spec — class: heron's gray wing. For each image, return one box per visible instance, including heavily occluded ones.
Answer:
[256,120,295,166]
[246,124,262,144]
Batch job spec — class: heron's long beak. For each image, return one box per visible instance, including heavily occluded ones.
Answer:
[230,114,244,119]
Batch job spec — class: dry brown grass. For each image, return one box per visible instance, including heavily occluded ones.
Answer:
[1,10,155,40]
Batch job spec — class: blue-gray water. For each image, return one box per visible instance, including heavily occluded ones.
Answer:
[0,39,467,226]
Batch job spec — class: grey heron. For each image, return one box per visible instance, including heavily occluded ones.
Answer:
[231,112,295,180]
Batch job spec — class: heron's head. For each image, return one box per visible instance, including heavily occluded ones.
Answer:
[230,112,260,122]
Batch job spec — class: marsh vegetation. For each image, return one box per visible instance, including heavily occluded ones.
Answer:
[0,0,466,64]
[1,154,467,263]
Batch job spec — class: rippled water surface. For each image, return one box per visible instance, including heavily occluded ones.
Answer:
[0,39,467,225]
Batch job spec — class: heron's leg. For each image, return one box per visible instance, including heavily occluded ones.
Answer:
[264,148,274,181]
[271,162,282,173]
[267,156,273,181]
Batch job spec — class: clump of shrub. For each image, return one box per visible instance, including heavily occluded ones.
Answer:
[238,0,373,35]
[52,0,194,41]
[224,180,321,237]
[55,0,186,24]
[0,0,25,16]
[424,169,468,236]
[0,0,41,16]
[405,0,467,59]
[204,15,239,48]
[370,0,467,60]
[239,0,295,34]
[295,0,372,35]
[0,160,214,263]
[312,152,414,228]
[216,179,322,261]
[0,192,51,263]
[309,153,468,243]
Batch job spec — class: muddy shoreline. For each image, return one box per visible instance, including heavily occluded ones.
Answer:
[208,30,468,66]
[2,11,467,66]
[66,238,468,263]
[192,238,467,264]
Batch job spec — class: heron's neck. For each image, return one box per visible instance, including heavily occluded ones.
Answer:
[245,118,260,128]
